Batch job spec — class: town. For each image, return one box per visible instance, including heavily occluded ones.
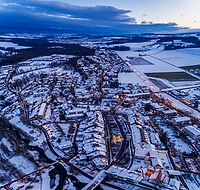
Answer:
[0,36,200,190]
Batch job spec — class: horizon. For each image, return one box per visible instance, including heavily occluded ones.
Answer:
[0,0,200,35]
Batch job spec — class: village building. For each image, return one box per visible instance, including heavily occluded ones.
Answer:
[184,125,200,140]
[171,116,190,126]
[161,109,177,117]
[150,133,161,146]
[38,103,47,118]
[151,102,165,111]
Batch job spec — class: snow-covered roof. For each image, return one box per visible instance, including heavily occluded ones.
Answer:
[151,103,164,110]
[106,166,142,182]
[162,109,177,115]
[185,125,200,136]
[169,178,181,190]
[135,149,158,158]
[151,157,163,168]
[150,133,161,145]
[167,170,181,176]
[172,116,190,123]
[92,157,108,169]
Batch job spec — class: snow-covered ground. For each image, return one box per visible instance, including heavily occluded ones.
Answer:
[152,48,200,67]
[0,49,8,54]
[9,155,36,173]
[1,42,200,189]
[0,41,30,49]
[118,72,146,86]
[116,42,200,74]
[134,56,182,73]
[115,41,163,59]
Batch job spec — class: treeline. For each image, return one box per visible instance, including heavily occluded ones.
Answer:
[106,45,130,51]
[157,36,200,50]
[157,36,199,43]
[0,38,95,66]
[105,35,200,51]
[106,36,154,45]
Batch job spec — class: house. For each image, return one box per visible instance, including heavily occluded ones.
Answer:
[149,169,164,183]
[135,149,158,159]
[184,125,200,140]
[161,109,177,117]
[38,103,47,118]
[172,117,190,125]
[166,170,181,177]
[151,157,163,169]
[92,157,108,170]
[141,100,151,106]
[106,166,143,183]
[151,103,165,111]
[168,178,181,190]
[66,113,84,120]
[150,133,161,146]
[1,65,13,73]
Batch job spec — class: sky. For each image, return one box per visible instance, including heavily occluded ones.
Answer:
[0,0,200,34]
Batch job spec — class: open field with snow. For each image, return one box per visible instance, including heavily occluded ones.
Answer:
[118,44,200,68]
[118,72,146,86]
[115,42,200,89]
[152,48,200,67]
[115,41,163,59]
[0,41,30,49]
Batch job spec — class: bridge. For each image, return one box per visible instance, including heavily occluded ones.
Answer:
[82,170,106,190]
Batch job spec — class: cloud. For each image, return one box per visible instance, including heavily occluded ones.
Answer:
[141,14,148,17]
[0,0,188,34]
[1,0,136,23]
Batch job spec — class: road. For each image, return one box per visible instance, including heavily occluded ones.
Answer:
[4,62,126,190]
[0,162,59,189]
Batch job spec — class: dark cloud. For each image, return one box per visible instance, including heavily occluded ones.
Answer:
[1,0,136,23]
[0,0,188,34]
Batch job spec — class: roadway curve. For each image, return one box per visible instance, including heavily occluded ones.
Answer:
[4,62,126,190]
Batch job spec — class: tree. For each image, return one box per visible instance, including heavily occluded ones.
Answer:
[59,113,66,121]
[194,101,199,108]
[160,132,168,145]
[144,103,151,112]
[0,95,5,100]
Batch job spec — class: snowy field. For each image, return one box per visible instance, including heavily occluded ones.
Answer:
[118,72,146,86]
[115,41,164,59]
[116,42,200,75]
[134,56,182,73]
[0,41,30,49]
[152,48,200,67]
[9,155,36,173]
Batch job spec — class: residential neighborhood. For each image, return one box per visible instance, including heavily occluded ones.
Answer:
[0,35,200,190]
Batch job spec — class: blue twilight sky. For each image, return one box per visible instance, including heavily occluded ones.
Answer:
[0,0,200,34]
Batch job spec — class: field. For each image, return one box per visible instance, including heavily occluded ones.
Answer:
[145,72,199,82]
[130,57,153,65]
[181,64,200,70]
[116,42,200,74]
